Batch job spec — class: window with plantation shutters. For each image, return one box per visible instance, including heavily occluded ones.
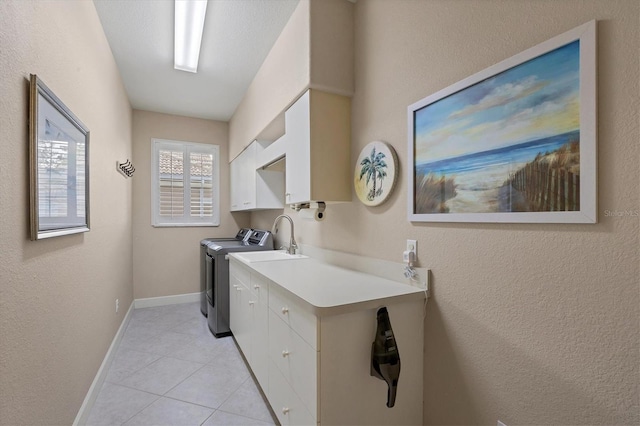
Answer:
[151,139,220,227]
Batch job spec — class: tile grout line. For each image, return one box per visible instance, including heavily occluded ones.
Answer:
[116,393,161,426]
[105,351,162,385]
[213,368,276,424]
[160,358,211,398]
[216,408,275,425]
[215,375,251,409]
[198,408,218,426]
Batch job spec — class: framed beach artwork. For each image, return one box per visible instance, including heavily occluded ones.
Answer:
[408,21,596,223]
[355,141,398,206]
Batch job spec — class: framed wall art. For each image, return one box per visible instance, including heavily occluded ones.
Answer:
[29,74,90,240]
[408,21,596,223]
[355,141,398,206]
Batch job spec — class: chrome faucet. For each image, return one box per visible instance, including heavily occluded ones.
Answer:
[271,214,298,255]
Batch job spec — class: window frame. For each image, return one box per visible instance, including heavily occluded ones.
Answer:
[151,138,220,227]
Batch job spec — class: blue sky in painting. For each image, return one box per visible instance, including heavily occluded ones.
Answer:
[415,41,580,165]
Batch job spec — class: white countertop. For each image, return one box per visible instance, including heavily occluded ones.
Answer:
[229,253,426,316]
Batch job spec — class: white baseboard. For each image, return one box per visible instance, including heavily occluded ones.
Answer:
[73,301,134,426]
[134,292,200,309]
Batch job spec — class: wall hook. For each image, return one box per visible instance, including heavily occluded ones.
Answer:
[116,159,135,178]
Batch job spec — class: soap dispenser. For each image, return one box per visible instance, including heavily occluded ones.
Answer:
[370,307,400,408]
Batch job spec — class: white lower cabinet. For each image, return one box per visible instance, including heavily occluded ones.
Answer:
[229,263,269,388]
[231,261,317,424]
[229,259,424,426]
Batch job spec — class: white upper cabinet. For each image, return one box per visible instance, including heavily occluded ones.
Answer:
[231,89,351,210]
[230,141,285,211]
[230,144,254,211]
[284,89,351,205]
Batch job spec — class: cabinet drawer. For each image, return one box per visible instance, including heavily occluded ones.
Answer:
[269,284,318,349]
[269,310,317,417]
[268,359,316,426]
[230,261,250,287]
[250,273,270,305]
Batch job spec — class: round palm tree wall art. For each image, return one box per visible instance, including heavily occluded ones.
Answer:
[354,141,398,206]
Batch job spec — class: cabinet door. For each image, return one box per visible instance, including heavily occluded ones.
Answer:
[240,143,257,209]
[284,91,311,205]
[251,297,269,389]
[230,143,257,211]
[250,273,270,390]
[230,157,241,211]
[229,274,241,332]
[231,278,251,357]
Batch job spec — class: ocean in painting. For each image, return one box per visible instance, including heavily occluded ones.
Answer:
[415,130,579,213]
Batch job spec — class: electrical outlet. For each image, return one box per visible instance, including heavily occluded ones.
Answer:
[115,299,119,313]
[403,239,417,264]
[406,239,417,257]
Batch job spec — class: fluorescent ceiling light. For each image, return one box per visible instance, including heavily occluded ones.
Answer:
[174,0,208,73]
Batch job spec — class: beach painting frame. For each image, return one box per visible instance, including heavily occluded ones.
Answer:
[408,21,596,223]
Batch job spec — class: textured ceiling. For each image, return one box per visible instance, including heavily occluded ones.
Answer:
[93,0,300,121]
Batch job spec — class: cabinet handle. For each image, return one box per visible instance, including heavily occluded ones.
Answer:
[281,307,289,314]
[232,285,238,289]
[236,287,242,292]
[281,350,290,357]
[282,407,290,415]
[253,285,260,290]
[248,301,255,306]
[243,201,251,205]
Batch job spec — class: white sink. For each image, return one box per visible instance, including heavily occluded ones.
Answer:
[234,250,308,263]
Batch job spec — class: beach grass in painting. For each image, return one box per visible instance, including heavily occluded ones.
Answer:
[414,40,581,214]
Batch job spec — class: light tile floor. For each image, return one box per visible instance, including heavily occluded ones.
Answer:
[87,302,276,426]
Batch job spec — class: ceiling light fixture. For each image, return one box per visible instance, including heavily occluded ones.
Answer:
[174,0,208,73]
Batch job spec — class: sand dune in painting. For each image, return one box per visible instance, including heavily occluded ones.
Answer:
[415,138,580,213]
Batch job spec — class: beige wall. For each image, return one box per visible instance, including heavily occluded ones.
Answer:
[0,1,133,424]
[252,0,640,424]
[228,0,311,161]
[309,0,354,96]
[228,0,354,161]
[132,110,249,299]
